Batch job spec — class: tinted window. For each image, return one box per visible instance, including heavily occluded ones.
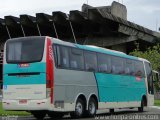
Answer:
[97,54,111,73]
[134,61,145,77]
[84,51,97,71]
[111,56,124,74]
[6,37,45,63]
[70,48,84,70]
[125,59,135,75]
[53,45,57,66]
[58,46,70,68]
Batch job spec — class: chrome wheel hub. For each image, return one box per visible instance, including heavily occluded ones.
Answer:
[76,102,83,116]
[89,102,96,114]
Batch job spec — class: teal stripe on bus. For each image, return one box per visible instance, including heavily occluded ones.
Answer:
[3,62,46,85]
[3,73,46,85]
[3,62,46,74]
[95,73,146,102]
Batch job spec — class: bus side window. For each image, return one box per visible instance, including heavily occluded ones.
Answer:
[134,61,145,77]
[125,59,135,75]
[58,46,70,68]
[145,62,154,94]
[70,48,84,70]
[84,51,97,72]
[97,53,111,73]
[111,56,124,74]
[53,45,57,66]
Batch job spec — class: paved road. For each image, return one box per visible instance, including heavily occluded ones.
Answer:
[1,107,160,120]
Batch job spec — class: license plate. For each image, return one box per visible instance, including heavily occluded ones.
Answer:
[19,99,27,104]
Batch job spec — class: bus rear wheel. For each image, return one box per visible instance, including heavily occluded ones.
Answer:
[48,111,64,118]
[109,109,114,114]
[70,98,85,118]
[87,98,97,117]
[31,111,46,120]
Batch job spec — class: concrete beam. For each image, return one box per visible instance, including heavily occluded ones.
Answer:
[20,15,39,36]
[88,9,105,23]
[36,13,55,37]
[52,11,68,25]
[0,18,9,49]
[5,16,24,38]
[20,14,36,26]
[118,24,138,36]
[69,11,90,38]
[69,10,87,23]
[5,16,20,26]
[0,18,5,26]
[52,12,74,39]
[36,13,52,24]
[84,35,138,47]
[118,24,155,43]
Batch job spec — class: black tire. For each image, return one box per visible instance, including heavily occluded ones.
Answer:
[70,98,85,118]
[31,111,46,120]
[87,98,97,117]
[109,109,114,114]
[138,99,144,112]
[48,111,64,118]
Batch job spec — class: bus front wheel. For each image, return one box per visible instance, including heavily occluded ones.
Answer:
[138,99,144,112]
[70,98,85,118]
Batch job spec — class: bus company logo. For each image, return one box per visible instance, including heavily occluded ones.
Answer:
[49,46,54,60]
[3,85,7,90]
[136,76,141,81]
[18,63,29,68]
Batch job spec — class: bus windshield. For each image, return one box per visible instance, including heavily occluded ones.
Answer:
[6,37,45,63]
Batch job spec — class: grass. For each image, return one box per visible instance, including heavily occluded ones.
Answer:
[0,102,31,116]
[154,99,160,106]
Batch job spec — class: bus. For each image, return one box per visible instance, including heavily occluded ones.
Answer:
[2,36,154,119]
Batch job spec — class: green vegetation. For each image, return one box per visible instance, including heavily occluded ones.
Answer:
[0,102,31,116]
[154,99,160,106]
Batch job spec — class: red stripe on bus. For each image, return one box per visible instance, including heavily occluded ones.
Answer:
[46,37,54,104]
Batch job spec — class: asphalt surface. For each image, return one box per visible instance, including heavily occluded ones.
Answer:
[1,107,160,120]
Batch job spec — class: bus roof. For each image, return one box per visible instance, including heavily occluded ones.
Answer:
[5,36,150,63]
[76,44,139,60]
[52,37,149,62]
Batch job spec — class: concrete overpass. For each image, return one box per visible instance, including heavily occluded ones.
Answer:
[0,1,160,88]
[0,1,159,53]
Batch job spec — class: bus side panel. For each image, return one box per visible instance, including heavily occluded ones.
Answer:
[53,68,98,111]
[95,73,147,102]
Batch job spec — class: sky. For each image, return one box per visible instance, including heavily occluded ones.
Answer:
[0,0,159,32]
